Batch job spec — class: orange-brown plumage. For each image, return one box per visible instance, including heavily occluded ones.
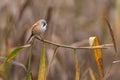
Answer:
[26,19,47,43]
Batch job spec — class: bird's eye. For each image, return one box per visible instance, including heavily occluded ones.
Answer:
[42,22,46,27]
[41,20,47,27]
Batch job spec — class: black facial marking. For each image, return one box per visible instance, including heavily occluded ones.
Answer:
[43,22,46,27]
[42,20,46,27]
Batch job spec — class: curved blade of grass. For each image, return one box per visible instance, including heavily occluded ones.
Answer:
[5,44,31,63]
[74,49,80,80]
[0,57,27,72]
[89,37,104,77]
[47,47,59,76]
[38,42,47,80]
[89,67,96,80]
[104,17,117,53]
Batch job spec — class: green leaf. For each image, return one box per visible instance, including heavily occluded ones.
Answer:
[5,44,31,63]
[38,42,47,80]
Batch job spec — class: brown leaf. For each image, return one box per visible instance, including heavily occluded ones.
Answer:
[89,37,104,77]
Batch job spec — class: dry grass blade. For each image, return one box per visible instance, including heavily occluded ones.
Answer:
[80,68,89,80]
[104,17,117,53]
[38,42,47,80]
[35,36,112,49]
[26,43,33,80]
[0,57,27,72]
[89,37,104,77]
[70,39,88,47]
[47,47,59,76]
[89,67,96,80]
[112,60,120,63]
[74,49,80,80]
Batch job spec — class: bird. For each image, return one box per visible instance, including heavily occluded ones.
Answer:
[26,19,47,43]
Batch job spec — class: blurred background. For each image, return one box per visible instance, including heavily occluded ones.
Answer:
[0,0,120,80]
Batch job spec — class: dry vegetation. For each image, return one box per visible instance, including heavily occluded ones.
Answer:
[0,0,120,80]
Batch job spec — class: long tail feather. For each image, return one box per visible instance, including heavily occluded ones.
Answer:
[26,33,34,44]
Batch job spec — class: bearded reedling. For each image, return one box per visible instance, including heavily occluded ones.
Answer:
[26,19,47,43]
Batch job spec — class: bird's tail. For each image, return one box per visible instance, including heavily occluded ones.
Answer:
[26,33,34,44]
